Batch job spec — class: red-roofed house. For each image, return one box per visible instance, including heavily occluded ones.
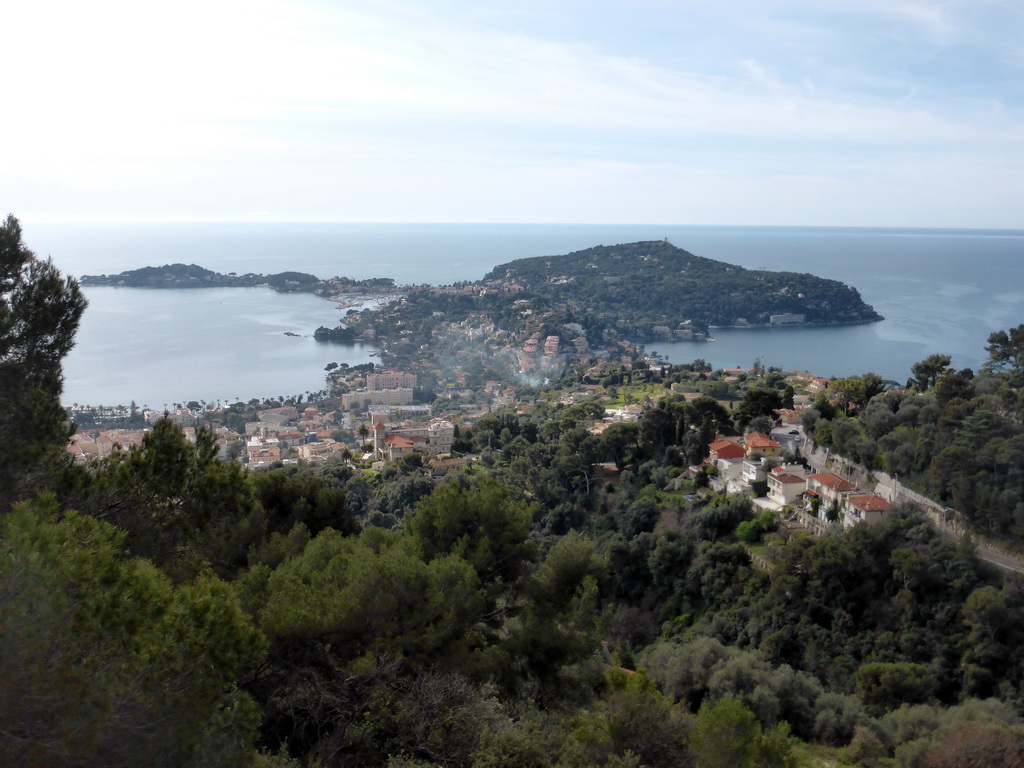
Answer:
[776,408,803,425]
[275,430,305,447]
[842,494,890,527]
[708,438,745,463]
[744,432,780,458]
[806,472,857,507]
[807,378,831,394]
[767,472,807,507]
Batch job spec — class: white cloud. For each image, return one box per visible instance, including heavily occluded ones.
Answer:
[4,0,1023,225]
[879,1,960,42]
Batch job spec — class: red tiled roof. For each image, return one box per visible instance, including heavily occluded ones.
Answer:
[745,433,780,448]
[846,494,890,512]
[709,440,746,459]
[808,472,857,492]
[710,439,742,450]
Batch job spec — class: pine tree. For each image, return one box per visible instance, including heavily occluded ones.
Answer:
[0,214,87,510]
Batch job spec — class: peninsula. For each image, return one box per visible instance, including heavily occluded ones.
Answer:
[482,240,882,331]
[313,240,885,379]
[79,241,882,379]
[80,240,881,341]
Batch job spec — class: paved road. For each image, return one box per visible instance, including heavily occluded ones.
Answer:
[770,426,805,455]
[934,528,1024,575]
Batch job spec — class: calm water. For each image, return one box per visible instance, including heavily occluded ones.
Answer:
[21,223,1024,406]
[64,286,375,409]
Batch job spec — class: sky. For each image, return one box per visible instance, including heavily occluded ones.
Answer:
[4,0,1024,227]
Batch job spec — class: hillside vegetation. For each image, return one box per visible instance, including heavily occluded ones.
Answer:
[484,239,882,332]
[6,215,1024,768]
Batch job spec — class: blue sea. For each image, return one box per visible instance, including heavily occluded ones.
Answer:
[22,222,1024,407]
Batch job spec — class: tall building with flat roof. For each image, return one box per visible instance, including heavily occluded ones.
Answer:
[367,370,417,391]
[341,388,414,409]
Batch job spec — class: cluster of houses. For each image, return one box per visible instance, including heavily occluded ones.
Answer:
[520,332,567,374]
[246,405,346,468]
[68,426,189,461]
[705,432,891,532]
[67,406,214,463]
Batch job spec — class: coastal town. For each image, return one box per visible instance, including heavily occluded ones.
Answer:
[67,355,911,544]
[66,239,891,500]
[63,245,1022,572]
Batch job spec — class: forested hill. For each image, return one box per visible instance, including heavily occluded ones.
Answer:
[482,240,882,330]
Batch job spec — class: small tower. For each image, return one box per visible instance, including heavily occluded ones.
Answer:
[372,421,387,457]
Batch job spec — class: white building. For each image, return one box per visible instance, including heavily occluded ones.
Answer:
[841,494,891,528]
[342,387,414,409]
[767,471,807,507]
[367,370,417,390]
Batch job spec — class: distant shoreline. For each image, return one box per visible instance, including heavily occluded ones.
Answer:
[323,294,401,311]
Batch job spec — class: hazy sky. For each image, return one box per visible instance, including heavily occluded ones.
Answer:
[5,0,1023,226]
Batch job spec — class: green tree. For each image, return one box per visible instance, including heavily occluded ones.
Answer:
[0,496,264,768]
[554,427,601,496]
[735,510,777,544]
[408,476,537,589]
[858,372,887,406]
[959,585,1014,697]
[251,470,354,538]
[688,697,792,768]
[567,669,692,768]
[63,418,261,577]
[0,214,87,511]
[855,662,937,716]
[984,324,1024,383]
[250,527,483,669]
[483,534,607,702]
[734,388,783,430]
[828,378,864,416]
[600,422,641,471]
[935,367,976,406]
[910,353,953,392]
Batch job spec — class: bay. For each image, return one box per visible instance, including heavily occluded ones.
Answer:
[62,286,375,409]
[22,223,1024,406]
